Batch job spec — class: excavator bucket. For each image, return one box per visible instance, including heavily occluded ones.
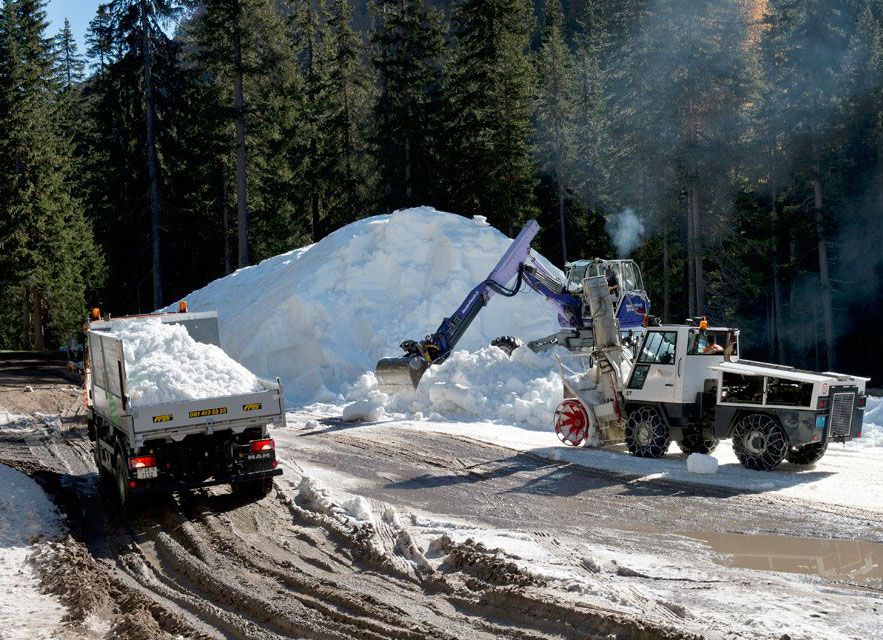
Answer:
[375,356,429,393]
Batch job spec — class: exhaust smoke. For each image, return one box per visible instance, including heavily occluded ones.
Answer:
[605,209,645,257]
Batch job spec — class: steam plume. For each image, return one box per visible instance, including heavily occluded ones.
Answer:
[606,209,645,257]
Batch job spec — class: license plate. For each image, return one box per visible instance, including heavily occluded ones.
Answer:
[135,467,158,480]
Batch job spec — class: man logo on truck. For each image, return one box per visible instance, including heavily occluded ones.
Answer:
[188,407,228,418]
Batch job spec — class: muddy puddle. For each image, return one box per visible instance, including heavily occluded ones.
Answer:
[683,532,883,587]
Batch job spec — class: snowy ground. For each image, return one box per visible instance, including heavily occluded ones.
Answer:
[0,464,67,640]
[273,410,883,640]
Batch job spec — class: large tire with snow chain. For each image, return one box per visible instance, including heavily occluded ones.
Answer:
[625,406,671,458]
[785,441,827,465]
[732,413,788,471]
[490,336,521,356]
[678,429,719,455]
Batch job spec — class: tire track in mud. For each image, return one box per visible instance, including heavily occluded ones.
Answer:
[4,392,701,640]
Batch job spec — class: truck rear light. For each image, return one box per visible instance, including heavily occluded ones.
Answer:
[857,396,867,409]
[817,397,830,410]
[250,439,275,453]
[272,460,278,468]
[129,455,156,469]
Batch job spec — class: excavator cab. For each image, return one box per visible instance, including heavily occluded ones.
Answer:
[564,259,649,331]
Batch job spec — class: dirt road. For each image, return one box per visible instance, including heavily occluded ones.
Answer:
[1,365,880,640]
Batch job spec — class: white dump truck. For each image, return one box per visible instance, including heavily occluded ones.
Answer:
[85,309,284,507]
[554,276,869,470]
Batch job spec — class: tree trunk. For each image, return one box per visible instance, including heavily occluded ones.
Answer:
[691,184,705,316]
[233,0,249,268]
[31,291,44,350]
[222,161,231,275]
[812,139,835,369]
[662,224,670,323]
[20,287,30,350]
[685,188,695,318]
[142,2,163,309]
[306,6,321,242]
[770,183,784,361]
[556,129,567,264]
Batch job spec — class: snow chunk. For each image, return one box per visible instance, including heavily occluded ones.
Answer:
[686,453,719,474]
[341,399,384,422]
[104,319,262,406]
[168,207,562,404]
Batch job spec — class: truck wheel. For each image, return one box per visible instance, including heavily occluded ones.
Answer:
[678,429,719,455]
[114,454,135,509]
[490,336,521,356]
[732,414,788,471]
[625,406,670,458]
[785,441,827,465]
[94,446,112,487]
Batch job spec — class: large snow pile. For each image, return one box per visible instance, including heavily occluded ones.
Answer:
[106,319,262,406]
[346,345,565,427]
[169,208,561,404]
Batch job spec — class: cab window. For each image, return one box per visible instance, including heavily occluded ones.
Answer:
[620,262,637,293]
[637,331,678,365]
[688,330,737,356]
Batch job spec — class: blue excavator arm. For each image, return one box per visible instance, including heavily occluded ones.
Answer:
[375,220,583,391]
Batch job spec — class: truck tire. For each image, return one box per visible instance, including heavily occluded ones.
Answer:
[114,454,136,510]
[625,406,670,458]
[232,478,274,499]
[785,441,827,465]
[490,336,521,356]
[732,414,788,471]
[678,429,719,455]
[94,445,112,487]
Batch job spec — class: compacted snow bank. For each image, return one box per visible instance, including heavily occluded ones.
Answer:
[0,464,67,639]
[169,207,561,404]
[104,319,262,406]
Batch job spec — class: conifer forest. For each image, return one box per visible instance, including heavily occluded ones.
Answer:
[2,0,883,385]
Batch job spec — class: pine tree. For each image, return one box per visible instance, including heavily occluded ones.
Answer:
[107,0,184,308]
[535,0,576,263]
[611,0,751,318]
[446,0,538,233]
[0,0,103,348]
[371,0,447,211]
[54,18,84,88]
[324,0,376,227]
[760,0,864,369]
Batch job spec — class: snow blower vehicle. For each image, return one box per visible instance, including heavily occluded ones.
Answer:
[555,276,870,471]
[375,219,651,392]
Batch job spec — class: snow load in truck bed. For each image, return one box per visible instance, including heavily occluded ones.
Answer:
[106,319,262,406]
[167,207,562,403]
